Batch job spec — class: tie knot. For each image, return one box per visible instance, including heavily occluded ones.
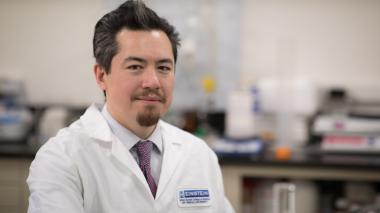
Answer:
[135,140,153,166]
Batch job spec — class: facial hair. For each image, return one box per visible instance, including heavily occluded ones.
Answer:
[133,88,166,127]
[137,105,160,127]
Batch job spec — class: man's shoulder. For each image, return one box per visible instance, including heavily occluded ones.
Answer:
[159,120,213,151]
[160,120,203,142]
[36,119,89,156]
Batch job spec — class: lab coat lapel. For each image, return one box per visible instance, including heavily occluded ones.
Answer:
[111,136,154,197]
[156,122,186,199]
[81,104,153,197]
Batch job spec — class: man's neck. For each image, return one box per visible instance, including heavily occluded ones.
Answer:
[105,104,157,139]
[131,124,157,139]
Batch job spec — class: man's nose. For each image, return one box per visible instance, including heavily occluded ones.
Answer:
[141,67,160,89]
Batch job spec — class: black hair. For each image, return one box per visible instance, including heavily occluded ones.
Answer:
[93,0,180,73]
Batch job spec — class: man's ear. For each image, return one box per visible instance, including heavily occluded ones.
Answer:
[94,64,107,91]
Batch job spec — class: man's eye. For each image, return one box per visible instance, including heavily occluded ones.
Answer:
[158,66,172,73]
[127,65,143,70]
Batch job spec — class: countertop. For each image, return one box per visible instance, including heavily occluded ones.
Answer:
[2,141,380,172]
[0,141,39,158]
[218,148,380,170]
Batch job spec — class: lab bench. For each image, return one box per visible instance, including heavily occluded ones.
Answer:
[220,152,380,213]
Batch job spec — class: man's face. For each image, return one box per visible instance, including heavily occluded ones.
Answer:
[98,29,175,129]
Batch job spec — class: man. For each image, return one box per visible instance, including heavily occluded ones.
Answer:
[27,1,234,212]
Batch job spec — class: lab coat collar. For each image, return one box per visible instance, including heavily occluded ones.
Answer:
[80,104,186,201]
[81,104,155,199]
[101,104,163,153]
[80,103,113,142]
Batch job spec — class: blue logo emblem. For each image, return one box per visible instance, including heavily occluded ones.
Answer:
[178,189,210,207]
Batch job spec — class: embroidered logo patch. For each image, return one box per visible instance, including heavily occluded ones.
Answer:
[177,189,211,207]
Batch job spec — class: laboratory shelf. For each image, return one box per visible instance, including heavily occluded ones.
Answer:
[219,151,380,213]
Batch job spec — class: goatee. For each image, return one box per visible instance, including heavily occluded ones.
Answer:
[136,105,160,127]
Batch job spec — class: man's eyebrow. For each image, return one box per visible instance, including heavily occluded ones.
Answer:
[123,56,147,64]
[123,57,173,65]
[157,58,174,65]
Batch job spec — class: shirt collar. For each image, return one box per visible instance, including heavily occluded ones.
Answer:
[101,104,163,153]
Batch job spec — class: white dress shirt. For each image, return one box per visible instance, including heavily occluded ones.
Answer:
[101,104,163,183]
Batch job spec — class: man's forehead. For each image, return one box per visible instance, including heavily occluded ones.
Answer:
[115,29,174,60]
[116,29,169,42]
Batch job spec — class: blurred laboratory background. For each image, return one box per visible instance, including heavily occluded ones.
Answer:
[1,0,380,212]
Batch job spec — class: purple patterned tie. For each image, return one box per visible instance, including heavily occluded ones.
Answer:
[135,140,157,197]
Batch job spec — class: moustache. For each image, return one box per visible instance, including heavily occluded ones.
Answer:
[131,89,166,103]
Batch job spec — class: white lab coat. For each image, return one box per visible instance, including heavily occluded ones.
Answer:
[27,104,234,213]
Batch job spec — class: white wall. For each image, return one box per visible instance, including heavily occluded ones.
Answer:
[0,0,104,106]
[241,0,380,101]
[1,0,380,107]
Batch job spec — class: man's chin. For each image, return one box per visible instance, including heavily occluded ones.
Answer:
[137,116,159,127]
[136,107,161,127]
